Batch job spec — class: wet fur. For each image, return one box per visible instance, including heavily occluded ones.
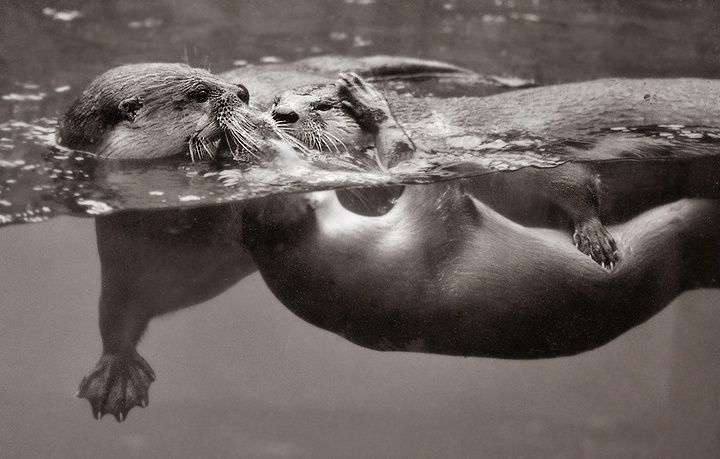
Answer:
[57,63,274,161]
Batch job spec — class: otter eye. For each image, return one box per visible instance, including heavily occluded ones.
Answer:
[236,84,250,104]
[316,103,333,111]
[188,87,209,103]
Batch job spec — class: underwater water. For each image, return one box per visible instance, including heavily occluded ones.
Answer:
[1,1,720,458]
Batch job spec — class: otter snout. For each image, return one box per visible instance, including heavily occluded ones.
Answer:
[272,106,300,124]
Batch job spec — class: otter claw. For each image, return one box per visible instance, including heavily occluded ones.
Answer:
[573,219,619,270]
[78,350,155,422]
[337,72,390,131]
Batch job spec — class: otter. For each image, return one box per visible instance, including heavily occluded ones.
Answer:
[242,72,720,358]
[68,61,720,421]
[56,63,282,162]
[265,73,720,267]
[270,74,619,265]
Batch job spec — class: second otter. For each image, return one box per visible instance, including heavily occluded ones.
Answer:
[269,73,619,267]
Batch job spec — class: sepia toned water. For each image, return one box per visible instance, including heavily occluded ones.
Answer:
[1,1,720,458]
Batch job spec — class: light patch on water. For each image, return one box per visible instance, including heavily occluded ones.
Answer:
[42,8,83,21]
[179,195,202,202]
[0,200,11,207]
[76,200,113,215]
[2,93,47,102]
[509,139,539,148]
[2,159,26,167]
[353,35,372,47]
[127,18,163,29]
[491,75,535,88]
[232,60,248,67]
[482,14,507,24]
[510,12,540,22]
[149,191,164,196]
[446,136,507,150]
[260,56,283,64]
[329,32,348,41]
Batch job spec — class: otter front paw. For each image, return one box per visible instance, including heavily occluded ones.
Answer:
[337,72,390,132]
[77,350,156,422]
[573,219,619,271]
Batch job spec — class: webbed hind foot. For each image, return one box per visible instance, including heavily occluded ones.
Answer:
[573,219,619,271]
[77,350,155,422]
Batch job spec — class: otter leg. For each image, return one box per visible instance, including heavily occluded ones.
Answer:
[78,206,253,421]
[337,72,415,169]
[535,163,618,269]
[77,291,155,422]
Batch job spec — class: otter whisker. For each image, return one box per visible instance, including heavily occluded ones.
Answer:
[324,131,349,153]
[226,117,260,151]
[189,136,203,162]
[201,137,215,160]
[188,135,216,162]
[188,138,197,162]
[312,132,323,151]
[275,127,312,155]
[319,136,333,153]
[322,133,341,154]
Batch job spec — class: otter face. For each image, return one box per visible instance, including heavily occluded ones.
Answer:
[57,63,266,160]
[270,84,370,153]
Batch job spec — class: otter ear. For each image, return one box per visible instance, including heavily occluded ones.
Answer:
[118,96,144,122]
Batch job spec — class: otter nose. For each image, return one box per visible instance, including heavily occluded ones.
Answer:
[272,106,299,124]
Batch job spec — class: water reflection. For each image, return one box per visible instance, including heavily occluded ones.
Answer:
[80,154,720,421]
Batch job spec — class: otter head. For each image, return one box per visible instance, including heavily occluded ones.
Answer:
[270,84,373,154]
[57,63,268,160]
